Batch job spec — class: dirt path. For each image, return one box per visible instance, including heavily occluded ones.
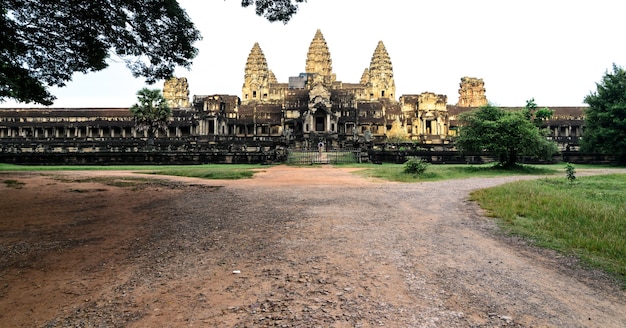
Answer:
[1,166,625,327]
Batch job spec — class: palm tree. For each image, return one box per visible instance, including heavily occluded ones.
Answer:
[130,88,172,146]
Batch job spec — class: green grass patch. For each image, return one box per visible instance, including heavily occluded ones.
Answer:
[0,163,266,180]
[3,179,25,189]
[147,165,264,180]
[470,174,626,285]
[343,163,559,182]
[0,163,167,171]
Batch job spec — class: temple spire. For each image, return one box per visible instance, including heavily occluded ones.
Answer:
[305,29,335,84]
[367,41,396,101]
[242,42,271,103]
[456,77,488,107]
[162,77,190,108]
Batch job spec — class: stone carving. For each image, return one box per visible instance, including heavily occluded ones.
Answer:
[360,68,370,86]
[366,41,396,101]
[242,42,271,103]
[387,117,409,141]
[417,92,448,136]
[308,83,331,111]
[163,77,190,108]
[305,29,336,85]
[456,76,487,107]
[419,92,448,112]
[268,70,278,84]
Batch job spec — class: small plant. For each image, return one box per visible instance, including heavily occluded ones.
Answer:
[565,163,576,184]
[403,158,429,175]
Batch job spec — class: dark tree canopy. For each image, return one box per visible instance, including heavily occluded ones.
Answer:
[2,0,306,106]
[456,104,557,168]
[241,0,306,23]
[581,64,626,164]
[1,0,202,105]
[523,98,554,128]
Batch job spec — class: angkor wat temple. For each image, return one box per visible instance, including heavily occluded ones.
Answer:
[0,30,586,164]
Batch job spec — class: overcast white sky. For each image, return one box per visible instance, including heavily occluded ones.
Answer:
[3,0,625,108]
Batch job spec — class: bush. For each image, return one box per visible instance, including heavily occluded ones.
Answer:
[403,158,429,175]
[565,163,576,184]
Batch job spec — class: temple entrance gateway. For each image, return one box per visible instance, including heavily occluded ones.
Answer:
[315,115,325,131]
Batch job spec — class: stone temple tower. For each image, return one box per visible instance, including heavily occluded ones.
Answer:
[242,42,274,104]
[456,77,487,107]
[366,41,396,101]
[162,77,190,108]
[305,29,336,85]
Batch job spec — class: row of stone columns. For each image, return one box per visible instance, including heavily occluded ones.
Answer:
[0,125,195,139]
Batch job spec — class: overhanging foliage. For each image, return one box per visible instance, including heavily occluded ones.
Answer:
[581,64,626,164]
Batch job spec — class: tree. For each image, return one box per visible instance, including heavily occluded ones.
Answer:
[241,0,307,23]
[523,98,554,128]
[1,0,202,105]
[2,0,304,106]
[130,88,171,143]
[456,105,558,168]
[581,64,626,164]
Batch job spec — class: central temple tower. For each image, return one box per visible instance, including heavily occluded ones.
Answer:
[303,30,336,135]
[305,29,336,85]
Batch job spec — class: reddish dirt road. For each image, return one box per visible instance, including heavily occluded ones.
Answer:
[1,166,625,327]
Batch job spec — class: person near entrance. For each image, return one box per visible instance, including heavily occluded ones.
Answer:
[318,141,324,153]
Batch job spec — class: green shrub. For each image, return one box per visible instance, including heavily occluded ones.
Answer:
[565,163,576,184]
[403,159,429,175]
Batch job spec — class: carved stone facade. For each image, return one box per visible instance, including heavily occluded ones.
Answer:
[210,29,407,145]
[305,29,336,85]
[163,77,190,108]
[242,42,273,104]
[399,92,449,143]
[456,76,487,107]
[366,41,396,101]
[0,30,586,155]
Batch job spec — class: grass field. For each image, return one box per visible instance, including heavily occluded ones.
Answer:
[0,163,267,180]
[344,162,562,182]
[0,162,615,181]
[470,174,626,285]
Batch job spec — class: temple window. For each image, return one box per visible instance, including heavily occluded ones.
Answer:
[381,90,385,97]
[253,91,257,98]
